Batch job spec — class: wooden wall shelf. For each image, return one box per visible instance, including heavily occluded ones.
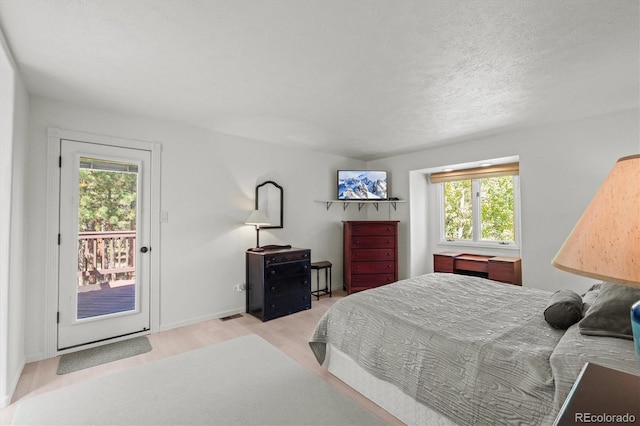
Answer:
[315,199,405,211]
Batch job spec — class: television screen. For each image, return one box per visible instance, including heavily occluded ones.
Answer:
[338,170,388,200]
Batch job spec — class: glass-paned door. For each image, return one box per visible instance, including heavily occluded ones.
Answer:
[58,140,151,350]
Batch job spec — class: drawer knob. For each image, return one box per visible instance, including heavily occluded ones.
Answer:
[270,270,276,275]
[270,304,276,309]
[270,286,276,292]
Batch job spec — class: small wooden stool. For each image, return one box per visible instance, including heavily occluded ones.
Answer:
[310,261,332,300]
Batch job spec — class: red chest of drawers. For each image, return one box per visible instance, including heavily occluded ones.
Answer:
[343,221,399,294]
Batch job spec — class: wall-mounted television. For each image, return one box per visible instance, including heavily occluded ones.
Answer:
[337,170,388,200]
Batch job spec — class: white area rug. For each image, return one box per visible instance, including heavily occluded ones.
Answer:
[13,334,385,425]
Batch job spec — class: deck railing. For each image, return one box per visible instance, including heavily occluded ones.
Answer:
[78,231,136,286]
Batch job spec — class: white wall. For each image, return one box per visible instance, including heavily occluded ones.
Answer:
[0,30,29,408]
[24,96,365,360]
[368,109,640,293]
[17,97,640,363]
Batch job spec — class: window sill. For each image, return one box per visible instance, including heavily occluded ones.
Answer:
[438,240,520,252]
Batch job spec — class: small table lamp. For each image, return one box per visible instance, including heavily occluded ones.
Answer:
[552,154,640,363]
[245,210,271,252]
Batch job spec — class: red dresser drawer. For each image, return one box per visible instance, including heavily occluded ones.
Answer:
[351,236,395,249]
[351,274,396,288]
[352,249,395,261]
[455,259,488,273]
[488,257,522,285]
[352,261,395,274]
[434,253,458,273]
[351,223,397,236]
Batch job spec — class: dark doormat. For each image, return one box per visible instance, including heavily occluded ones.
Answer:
[57,336,152,375]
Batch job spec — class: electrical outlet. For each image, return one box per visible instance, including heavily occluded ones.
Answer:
[233,283,246,292]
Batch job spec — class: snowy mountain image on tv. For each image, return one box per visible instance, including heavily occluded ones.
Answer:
[338,170,388,200]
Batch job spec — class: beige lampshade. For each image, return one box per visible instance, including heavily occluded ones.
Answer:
[245,210,271,227]
[552,154,640,288]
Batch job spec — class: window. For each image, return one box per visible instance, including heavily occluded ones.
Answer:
[432,163,519,246]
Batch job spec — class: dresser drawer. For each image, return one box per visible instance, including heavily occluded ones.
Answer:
[350,273,396,288]
[351,223,397,236]
[351,249,395,261]
[455,259,488,273]
[434,254,457,273]
[263,293,311,321]
[263,275,310,298]
[266,260,311,280]
[265,250,310,265]
[488,258,522,285]
[351,261,395,274]
[351,236,395,249]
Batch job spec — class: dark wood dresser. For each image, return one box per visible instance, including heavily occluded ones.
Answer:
[246,247,311,321]
[343,221,399,294]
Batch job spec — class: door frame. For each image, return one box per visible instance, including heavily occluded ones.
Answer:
[45,128,161,358]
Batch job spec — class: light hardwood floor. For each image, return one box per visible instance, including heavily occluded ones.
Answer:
[1,291,402,425]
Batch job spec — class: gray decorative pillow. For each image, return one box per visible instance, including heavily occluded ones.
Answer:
[544,290,583,329]
[581,283,602,312]
[578,282,640,340]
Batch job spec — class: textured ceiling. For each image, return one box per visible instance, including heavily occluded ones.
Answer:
[1,0,638,160]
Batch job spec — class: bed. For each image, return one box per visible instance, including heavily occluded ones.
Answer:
[309,273,639,425]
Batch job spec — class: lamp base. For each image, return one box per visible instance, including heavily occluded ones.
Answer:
[632,300,640,365]
[248,247,264,252]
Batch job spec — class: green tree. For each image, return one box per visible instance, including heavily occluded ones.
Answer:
[480,176,514,241]
[443,176,514,242]
[444,180,472,240]
[78,169,138,232]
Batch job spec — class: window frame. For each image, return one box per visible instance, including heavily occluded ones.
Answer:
[437,174,521,249]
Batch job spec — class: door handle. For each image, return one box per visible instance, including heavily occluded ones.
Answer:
[140,246,150,253]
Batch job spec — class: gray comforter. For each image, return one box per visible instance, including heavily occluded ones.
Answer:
[310,273,566,425]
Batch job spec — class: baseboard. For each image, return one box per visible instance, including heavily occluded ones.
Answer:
[0,394,10,409]
[1,358,25,408]
[25,351,45,363]
[159,307,245,332]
